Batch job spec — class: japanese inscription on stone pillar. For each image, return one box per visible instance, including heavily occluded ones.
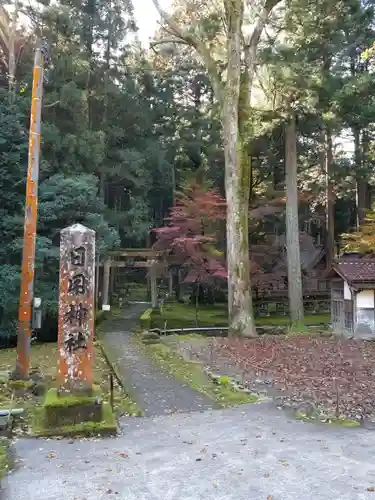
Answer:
[58,224,95,394]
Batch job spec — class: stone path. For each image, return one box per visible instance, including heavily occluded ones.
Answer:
[5,402,375,500]
[98,304,215,417]
[4,305,375,499]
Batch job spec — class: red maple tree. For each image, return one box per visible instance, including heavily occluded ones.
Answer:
[153,182,227,289]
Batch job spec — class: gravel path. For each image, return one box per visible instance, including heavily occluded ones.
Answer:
[5,402,375,500]
[98,304,215,417]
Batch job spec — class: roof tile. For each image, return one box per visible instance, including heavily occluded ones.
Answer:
[334,254,375,282]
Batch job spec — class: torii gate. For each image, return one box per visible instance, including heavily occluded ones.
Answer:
[99,249,169,310]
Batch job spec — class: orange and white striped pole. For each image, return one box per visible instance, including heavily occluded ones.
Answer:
[15,44,48,379]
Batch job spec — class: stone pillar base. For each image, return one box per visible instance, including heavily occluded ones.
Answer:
[32,398,117,438]
[43,387,103,428]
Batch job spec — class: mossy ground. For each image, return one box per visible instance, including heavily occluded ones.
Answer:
[136,336,259,407]
[295,412,360,427]
[0,338,141,435]
[0,438,9,480]
[151,303,329,330]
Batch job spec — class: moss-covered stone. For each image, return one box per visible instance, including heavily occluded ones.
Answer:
[140,309,153,330]
[43,387,103,427]
[44,386,101,408]
[142,332,160,340]
[0,341,133,436]
[32,402,118,438]
[141,337,161,345]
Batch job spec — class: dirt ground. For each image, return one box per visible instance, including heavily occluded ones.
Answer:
[165,333,375,422]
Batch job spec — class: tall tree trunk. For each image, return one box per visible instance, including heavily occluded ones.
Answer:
[8,0,19,101]
[353,127,365,228]
[149,0,274,337]
[285,114,304,327]
[325,128,335,269]
[321,56,335,267]
[350,51,369,229]
[362,128,371,213]
[84,0,95,130]
[100,0,112,200]
[223,0,256,337]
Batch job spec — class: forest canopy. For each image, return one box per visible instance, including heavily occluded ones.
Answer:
[0,0,375,337]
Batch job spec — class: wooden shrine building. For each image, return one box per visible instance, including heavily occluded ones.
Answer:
[327,253,375,338]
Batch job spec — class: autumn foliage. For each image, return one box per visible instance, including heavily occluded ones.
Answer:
[153,182,227,284]
[341,208,375,254]
[153,182,290,287]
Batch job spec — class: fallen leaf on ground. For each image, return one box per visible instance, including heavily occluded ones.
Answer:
[202,336,375,420]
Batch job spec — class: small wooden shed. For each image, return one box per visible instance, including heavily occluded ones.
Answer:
[327,253,375,338]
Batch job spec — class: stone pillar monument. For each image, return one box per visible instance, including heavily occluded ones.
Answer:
[58,223,95,395]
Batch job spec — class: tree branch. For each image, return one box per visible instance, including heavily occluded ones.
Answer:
[151,0,225,107]
[243,0,281,104]
[43,100,60,108]
[150,38,190,49]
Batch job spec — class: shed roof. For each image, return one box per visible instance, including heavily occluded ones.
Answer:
[328,253,375,284]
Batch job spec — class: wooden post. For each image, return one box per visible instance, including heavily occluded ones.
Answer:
[176,268,182,301]
[109,373,114,410]
[16,45,47,379]
[146,271,151,301]
[168,270,173,296]
[102,258,111,309]
[58,224,95,394]
[110,264,115,301]
[150,260,158,309]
